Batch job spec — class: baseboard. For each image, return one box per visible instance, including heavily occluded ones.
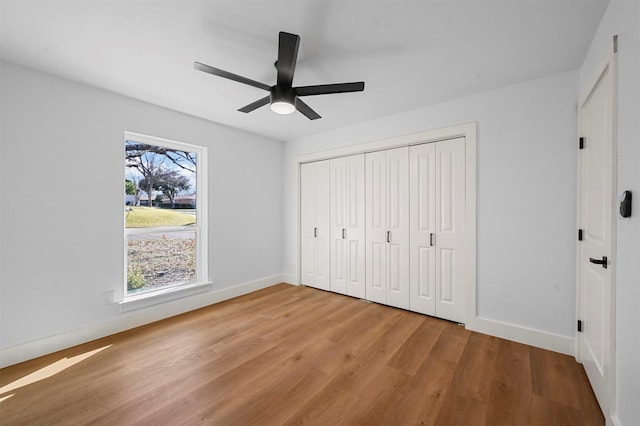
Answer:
[466,316,575,356]
[609,414,622,426]
[0,274,284,368]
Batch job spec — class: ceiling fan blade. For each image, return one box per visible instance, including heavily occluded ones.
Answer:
[295,82,365,96]
[194,62,271,91]
[238,96,270,113]
[295,98,321,120]
[276,32,300,87]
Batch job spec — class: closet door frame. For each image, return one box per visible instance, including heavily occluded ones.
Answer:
[294,122,476,325]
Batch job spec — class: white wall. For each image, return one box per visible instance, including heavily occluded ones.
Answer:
[580,1,640,424]
[0,62,283,360]
[283,71,579,340]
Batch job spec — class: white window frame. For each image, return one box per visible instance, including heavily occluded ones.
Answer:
[121,131,210,311]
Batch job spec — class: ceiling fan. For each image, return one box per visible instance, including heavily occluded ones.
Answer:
[194,31,365,120]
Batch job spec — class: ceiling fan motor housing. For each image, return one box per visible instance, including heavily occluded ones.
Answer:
[270,85,296,105]
[269,85,297,114]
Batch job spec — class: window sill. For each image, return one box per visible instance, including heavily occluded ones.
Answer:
[119,282,213,312]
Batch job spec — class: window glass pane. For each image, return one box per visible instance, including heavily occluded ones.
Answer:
[127,230,196,292]
[125,139,198,295]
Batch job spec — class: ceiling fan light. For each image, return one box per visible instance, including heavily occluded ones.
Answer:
[270,100,296,115]
[269,85,296,115]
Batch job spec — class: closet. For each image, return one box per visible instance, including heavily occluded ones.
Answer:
[300,137,466,323]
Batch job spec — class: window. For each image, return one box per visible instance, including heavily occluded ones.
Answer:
[124,132,208,301]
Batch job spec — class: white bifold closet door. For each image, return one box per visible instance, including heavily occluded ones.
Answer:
[330,154,366,298]
[409,138,466,323]
[300,160,331,291]
[365,147,410,310]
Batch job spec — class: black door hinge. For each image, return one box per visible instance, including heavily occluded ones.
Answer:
[579,137,584,150]
[578,229,583,241]
[577,320,583,332]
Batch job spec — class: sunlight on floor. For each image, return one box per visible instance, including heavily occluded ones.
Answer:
[0,394,14,402]
[0,345,112,396]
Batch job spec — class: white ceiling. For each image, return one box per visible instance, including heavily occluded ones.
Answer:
[0,0,609,142]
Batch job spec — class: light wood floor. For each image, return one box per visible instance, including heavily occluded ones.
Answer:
[0,284,603,425]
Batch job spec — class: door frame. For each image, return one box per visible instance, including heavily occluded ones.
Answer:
[293,122,476,324]
[575,50,617,420]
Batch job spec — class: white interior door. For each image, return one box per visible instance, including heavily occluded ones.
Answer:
[578,58,614,417]
[434,137,466,323]
[300,160,330,290]
[385,147,410,310]
[366,148,409,308]
[410,143,436,315]
[300,162,316,287]
[365,151,387,304]
[314,160,331,291]
[330,157,348,295]
[345,154,366,298]
[331,154,365,297]
[409,138,466,322]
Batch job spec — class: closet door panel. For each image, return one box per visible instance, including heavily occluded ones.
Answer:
[365,151,387,304]
[330,157,348,294]
[314,160,331,291]
[300,163,316,286]
[385,147,410,310]
[435,137,465,322]
[439,248,455,302]
[346,154,366,298]
[409,143,436,315]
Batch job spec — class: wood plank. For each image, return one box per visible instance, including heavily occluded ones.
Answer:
[382,356,457,425]
[447,331,499,404]
[530,395,596,426]
[315,302,403,375]
[281,387,357,426]
[530,345,595,409]
[386,314,446,376]
[429,321,471,363]
[435,393,489,426]
[213,367,330,425]
[484,339,533,426]
[337,365,413,425]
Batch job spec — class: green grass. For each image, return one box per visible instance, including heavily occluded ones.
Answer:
[126,206,196,228]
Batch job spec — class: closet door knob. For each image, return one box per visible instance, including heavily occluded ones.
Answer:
[430,233,434,246]
[386,231,391,243]
[342,229,346,239]
[589,256,607,269]
[314,227,318,238]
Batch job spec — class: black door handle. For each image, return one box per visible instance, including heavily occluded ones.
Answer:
[589,256,608,269]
